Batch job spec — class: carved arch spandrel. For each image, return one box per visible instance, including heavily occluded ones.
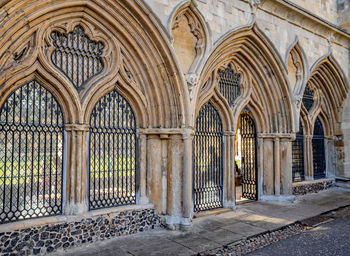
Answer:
[170,1,209,74]
[285,38,309,96]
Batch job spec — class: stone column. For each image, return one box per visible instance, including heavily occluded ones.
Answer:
[223,131,235,209]
[274,137,280,196]
[325,135,336,178]
[182,129,194,225]
[305,135,313,180]
[160,134,169,215]
[262,137,274,195]
[166,134,183,228]
[64,124,89,215]
[138,133,148,204]
[147,135,162,212]
[280,136,293,195]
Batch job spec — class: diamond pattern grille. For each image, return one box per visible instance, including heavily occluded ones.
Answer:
[89,89,136,210]
[0,80,64,223]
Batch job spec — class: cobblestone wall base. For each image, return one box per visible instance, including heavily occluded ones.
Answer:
[0,208,161,255]
[292,180,335,195]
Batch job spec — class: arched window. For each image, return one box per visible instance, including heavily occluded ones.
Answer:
[292,121,305,182]
[0,79,65,223]
[89,89,136,210]
[312,117,326,179]
[193,102,223,212]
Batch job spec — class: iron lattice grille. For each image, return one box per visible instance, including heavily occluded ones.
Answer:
[193,102,223,212]
[89,89,136,210]
[240,109,257,200]
[312,117,326,179]
[218,65,241,106]
[292,122,305,182]
[51,25,104,91]
[302,85,314,112]
[0,80,64,223]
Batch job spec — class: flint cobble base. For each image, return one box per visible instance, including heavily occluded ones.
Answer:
[0,208,161,255]
[292,180,335,195]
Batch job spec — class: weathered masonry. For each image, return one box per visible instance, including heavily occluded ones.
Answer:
[0,0,350,254]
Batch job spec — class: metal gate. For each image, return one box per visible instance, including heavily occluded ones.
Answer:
[89,89,136,210]
[193,102,223,212]
[240,108,257,200]
[292,121,305,182]
[0,79,64,223]
[312,117,326,179]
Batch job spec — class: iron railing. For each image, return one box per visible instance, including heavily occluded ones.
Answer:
[240,108,257,200]
[292,122,305,182]
[312,117,326,179]
[0,80,64,223]
[89,89,136,210]
[193,102,223,212]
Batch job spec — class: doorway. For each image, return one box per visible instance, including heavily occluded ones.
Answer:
[235,108,258,203]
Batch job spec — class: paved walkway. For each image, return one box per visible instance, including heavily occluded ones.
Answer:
[53,187,350,256]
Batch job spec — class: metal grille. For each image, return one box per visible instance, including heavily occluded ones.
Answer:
[302,85,314,112]
[193,102,223,212]
[0,80,64,223]
[51,25,104,91]
[218,65,241,106]
[89,89,136,210]
[292,121,305,182]
[312,117,326,179]
[240,108,257,200]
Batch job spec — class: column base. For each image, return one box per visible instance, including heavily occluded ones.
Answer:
[64,202,88,215]
[223,200,236,210]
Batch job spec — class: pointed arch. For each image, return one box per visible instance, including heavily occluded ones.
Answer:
[306,55,349,135]
[0,0,188,128]
[195,24,294,134]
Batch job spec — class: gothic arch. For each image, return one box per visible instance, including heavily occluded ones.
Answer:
[195,24,294,134]
[0,0,188,128]
[306,55,349,135]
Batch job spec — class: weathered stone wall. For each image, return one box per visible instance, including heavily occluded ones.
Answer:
[292,179,335,195]
[0,208,161,255]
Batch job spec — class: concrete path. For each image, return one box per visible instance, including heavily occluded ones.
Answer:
[53,187,350,256]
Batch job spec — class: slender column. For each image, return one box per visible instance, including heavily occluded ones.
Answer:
[325,135,336,178]
[305,135,313,180]
[147,135,162,212]
[274,137,280,196]
[182,129,194,222]
[223,131,235,209]
[280,137,293,195]
[64,124,89,215]
[160,134,169,214]
[138,134,148,204]
[166,134,183,228]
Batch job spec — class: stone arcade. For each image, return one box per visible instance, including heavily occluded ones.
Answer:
[0,0,350,254]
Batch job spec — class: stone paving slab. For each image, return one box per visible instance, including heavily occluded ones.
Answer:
[53,187,350,256]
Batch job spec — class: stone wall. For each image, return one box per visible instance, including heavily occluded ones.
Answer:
[292,179,335,195]
[0,208,161,255]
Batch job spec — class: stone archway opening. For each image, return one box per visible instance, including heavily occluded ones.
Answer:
[235,107,258,203]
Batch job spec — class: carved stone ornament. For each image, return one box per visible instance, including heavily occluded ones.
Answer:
[186,73,198,100]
